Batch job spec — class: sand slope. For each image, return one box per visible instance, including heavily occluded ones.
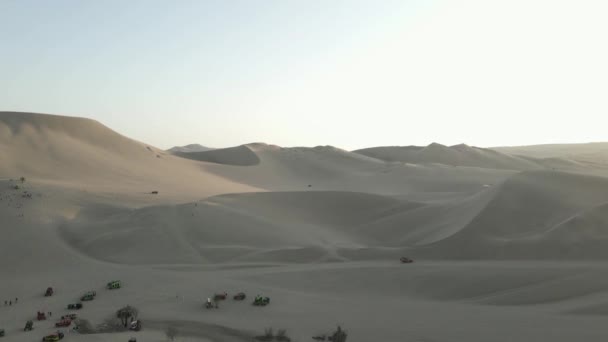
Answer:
[168,144,215,153]
[0,112,259,202]
[195,143,513,197]
[494,142,608,159]
[59,191,423,264]
[354,143,586,171]
[174,145,261,166]
[418,171,608,259]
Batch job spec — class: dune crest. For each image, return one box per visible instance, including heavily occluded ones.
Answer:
[0,111,259,200]
[354,143,584,171]
[174,145,261,166]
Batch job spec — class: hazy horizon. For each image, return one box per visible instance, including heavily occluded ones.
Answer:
[2,0,607,150]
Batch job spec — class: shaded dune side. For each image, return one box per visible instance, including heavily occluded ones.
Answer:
[417,171,608,259]
[494,142,608,160]
[59,191,423,264]
[354,143,540,169]
[168,144,214,153]
[354,143,584,171]
[357,186,498,246]
[174,145,261,166]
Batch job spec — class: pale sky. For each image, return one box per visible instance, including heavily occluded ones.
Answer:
[1,0,607,150]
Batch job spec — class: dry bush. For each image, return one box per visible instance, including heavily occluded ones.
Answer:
[166,325,178,341]
[97,317,126,333]
[254,327,274,341]
[116,305,139,327]
[330,326,347,342]
[254,327,291,342]
[72,319,95,334]
[276,329,291,342]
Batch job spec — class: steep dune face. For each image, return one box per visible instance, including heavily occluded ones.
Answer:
[494,143,608,175]
[0,112,259,201]
[420,171,608,259]
[58,185,515,265]
[168,143,214,153]
[359,186,498,246]
[59,191,423,264]
[354,143,582,171]
[174,145,261,166]
[494,142,608,160]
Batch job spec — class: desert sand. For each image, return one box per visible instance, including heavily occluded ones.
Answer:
[3,111,608,342]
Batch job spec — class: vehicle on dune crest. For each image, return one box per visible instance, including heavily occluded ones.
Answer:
[44,287,53,297]
[129,320,142,331]
[214,292,228,301]
[204,297,218,309]
[233,292,246,300]
[400,257,414,263]
[55,319,71,327]
[24,320,34,331]
[41,331,64,342]
[107,280,121,289]
[253,296,270,306]
[80,293,95,301]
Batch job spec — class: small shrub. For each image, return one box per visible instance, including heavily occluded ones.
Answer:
[73,319,96,334]
[331,326,347,342]
[116,305,138,328]
[254,327,292,342]
[276,329,291,342]
[166,325,178,341]
[254,328,274,341]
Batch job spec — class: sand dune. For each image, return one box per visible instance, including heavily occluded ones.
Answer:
[196,143,513,196]
[0,112,259,202]
[354,143,585,171]
[59,191,422,264]
[173,145,261,166]
[418,171,608,259]
[168,144,215,153]
[5,112,608,341]
[494,142,608,159]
